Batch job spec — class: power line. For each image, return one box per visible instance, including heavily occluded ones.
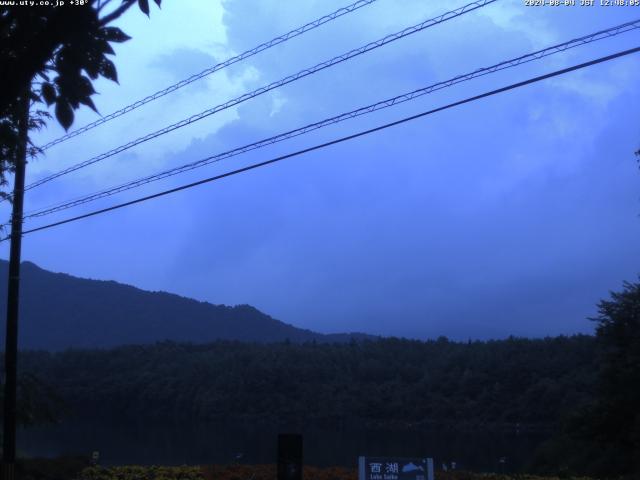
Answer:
[6,45,638,242]
[21,19,640,221]
[21,0,497,194]
[37,0,381,152]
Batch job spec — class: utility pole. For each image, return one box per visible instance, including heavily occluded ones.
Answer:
[2,88,30,480]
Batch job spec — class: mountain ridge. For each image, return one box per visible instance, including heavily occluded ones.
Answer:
[0,259,375,350]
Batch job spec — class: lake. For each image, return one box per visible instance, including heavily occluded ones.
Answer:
[18,419,549,472]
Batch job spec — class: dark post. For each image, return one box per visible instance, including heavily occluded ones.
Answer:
[277,434,303,480]
[2,88,30,480]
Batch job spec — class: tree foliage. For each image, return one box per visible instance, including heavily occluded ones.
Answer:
[13,336,597,431]
[0,0,161,192]
[534,281,640,478]
[590,280,640,474]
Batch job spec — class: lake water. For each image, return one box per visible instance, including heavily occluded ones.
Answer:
[18,420,549,472]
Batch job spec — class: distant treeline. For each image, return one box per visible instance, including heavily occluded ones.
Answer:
[13,335,597,430]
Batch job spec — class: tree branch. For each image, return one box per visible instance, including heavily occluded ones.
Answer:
[99,0,137,26]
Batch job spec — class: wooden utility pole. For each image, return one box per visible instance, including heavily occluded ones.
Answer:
[2,88,30,480]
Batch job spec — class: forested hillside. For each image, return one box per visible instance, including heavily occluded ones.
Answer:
[0,261,371,349]
[15,336,597,430]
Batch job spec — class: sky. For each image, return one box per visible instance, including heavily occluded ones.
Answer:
[1,0,639,340]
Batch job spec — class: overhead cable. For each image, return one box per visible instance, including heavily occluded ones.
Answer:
[6,45,638,241]
[22,19,640,220]
[22,0,497,193]
[37,0,381,151]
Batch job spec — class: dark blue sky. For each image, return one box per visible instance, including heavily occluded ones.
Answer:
[2,0,639,339]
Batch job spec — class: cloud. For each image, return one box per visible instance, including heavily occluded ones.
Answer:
[28,0,239,179]
[5,0,640,341]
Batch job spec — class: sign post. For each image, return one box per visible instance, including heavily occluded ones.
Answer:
[358,457,434,480]
[277,434,302,480]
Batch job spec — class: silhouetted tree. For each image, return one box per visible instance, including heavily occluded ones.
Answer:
[589,280,640,475]
[0,4,163,453]
[533,281,640,477]
[0,0,161,193]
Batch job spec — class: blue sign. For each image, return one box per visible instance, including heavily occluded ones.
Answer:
[358,457,434,480]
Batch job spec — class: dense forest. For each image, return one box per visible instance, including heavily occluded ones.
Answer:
[13,336,597,430]
[3,280,638,478]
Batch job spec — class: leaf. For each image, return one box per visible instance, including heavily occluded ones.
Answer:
[153,0,161,6]
[41,82,56,106]
[77,76,96,97]
[99,39,115,55]
[98,58,118,83]
[138,0,149,16]
[83,54,100,80]
[102,26,131,43]
[55,100,74,131]
[55,48,83,80]
[79,96,98,113]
